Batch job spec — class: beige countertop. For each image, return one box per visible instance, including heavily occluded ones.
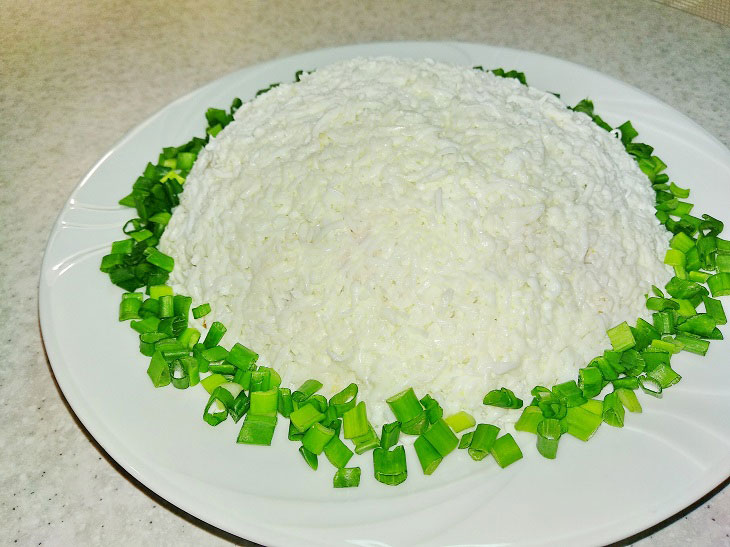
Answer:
[1,0,729,545]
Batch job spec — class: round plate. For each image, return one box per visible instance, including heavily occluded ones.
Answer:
[39,42,730,546]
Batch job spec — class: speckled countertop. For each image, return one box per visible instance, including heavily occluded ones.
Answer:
[1,0,729,545]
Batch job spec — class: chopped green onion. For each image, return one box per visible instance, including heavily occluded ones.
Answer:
[458,431,474,449]
[202,321,227,349]
[606,322,636,351]
[490,434,523,468]
[333,467,360,488]
[324,435,354,469]
[677,314,717,337]
[201,345,228,362]
[386,387,424,425]
[342,401,369,439]
[639,375,663,397]
[236,413,277,445]
[192,303,211,319]
[226,342,259,369]
[278,388,294,417]
[703,296,727,325]
[564,405,602,441]
[143,247,174,272]
[302,423,335,455]
[229,390,250,422]
[146,350,171,387]
[467,424,499,461]
[373,446,407,486]
[169,358,190,389]
[552,380,587,408]
[514,406,543,434]
[329,383,358,416]
[200,373,227,394]
[414,435,442,475]
[616,388,642,413]
[482,387,523,409]
[602,392,626,427]
[536,418,562,459]
[292,379,323,403]
[119,296,142,321]
[290,403,325,433]
[422,419,458,457]
[419,394,444,423]
[298,446,318,470]
[351,423,380,454]
[380,421,401,450]
[250,388,279,416]
[707,273,730,296]
[203,386,235,426]
[578,366,603,398]
[444,411,476,433]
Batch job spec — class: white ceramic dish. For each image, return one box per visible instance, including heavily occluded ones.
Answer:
[39,42,730,546]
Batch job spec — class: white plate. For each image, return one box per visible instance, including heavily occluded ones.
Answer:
[39,42,730,546]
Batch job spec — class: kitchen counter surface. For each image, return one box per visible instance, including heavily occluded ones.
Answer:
[1,1,728,545]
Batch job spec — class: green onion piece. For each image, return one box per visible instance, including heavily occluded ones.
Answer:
[674,332,711,355]
[260,366,281,388]
[249,369,271,392]
[653,311,677,335]
[192,303,211,319]
[606,321,636,351]
[298,446,318,470]
[380,421,401,450]
[149,211,172,225]
[514,406,543,434]
[324,435,354,469]
[193,343,210,373]
[616,388,642,413]
[236,414,277,445]
[203,386,235,426]
[647,363,682,388]
[302,423,335,455]
[201,345,228,362]
[200,373,227,394]
[422,419,459,457]
[664,249,686,268]
[641,349,671,370]
[138,297,160,318]
[669,182,690,198]
[386,387,424,424]
[589,355,618,381]
[329,383,358,416]
[169,358,190,389]
[564,406,602,441]
[612,376,640,390]
[308,394,328,414]
[552,380,587,408]
[373,446,407,486]
[678,314,717,338]
[650,337,682,354]
[226,342,259,369]
[703,296,727,325]
[467,423,499,461]
[672,298,698,318]
[292,379,323,403]
[666,276,707,299]
[202,321,227,349]
[444,411,476,433]
[111,239,135,254]
[157,294,174,318]
[143,247,174,272]
[250,388,279,416]
[229,390,250,422]
[118,296,142,321]
[458,431,474,449]
[342,401,369,439]
[639,375,663,397]
[536,418,562,459]
[352,423,380,454]
[176,327,200,350]
[130,316,161,334]
[414,435,442,475]
[482,387,523,409]
[490,434,523,468]
[278,388,294,418]
[581,398,604,416]
[290,403,325,432]
[146,350,171,387]
[288,421,305,442]
[173,295,192,318]
[419,394,444,423]
[400,412,428,435]
[333,467,361,488]
[602,392,626,427]
[578,366,603,398]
